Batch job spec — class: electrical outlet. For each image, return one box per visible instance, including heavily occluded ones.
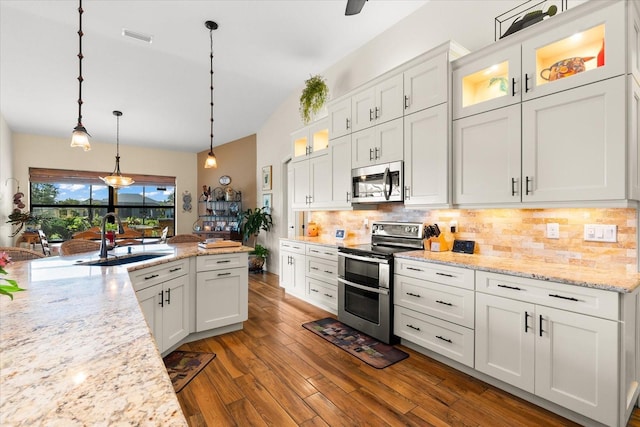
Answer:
[584,224,617,242]
[546,223,559,239]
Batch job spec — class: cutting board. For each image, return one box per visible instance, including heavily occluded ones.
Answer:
[198,240,242,249]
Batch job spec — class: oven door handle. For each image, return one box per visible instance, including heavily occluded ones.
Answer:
[338,252,389,264]
[338,278,390,295]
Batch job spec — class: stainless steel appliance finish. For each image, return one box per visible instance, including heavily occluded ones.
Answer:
[337,221,424,344]
[351,161,403,203]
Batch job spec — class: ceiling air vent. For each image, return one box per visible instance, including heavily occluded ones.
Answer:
[122,28,153,44]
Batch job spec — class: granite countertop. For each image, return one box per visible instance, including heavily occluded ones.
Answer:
[396,250,640,293]
[280,235,368,248]
[0,242,253,426]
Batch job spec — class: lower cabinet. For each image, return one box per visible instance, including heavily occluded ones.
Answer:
[475,273,619,426]
[196,253,248,332]
[132,259,190,353]
[279,240,306,297]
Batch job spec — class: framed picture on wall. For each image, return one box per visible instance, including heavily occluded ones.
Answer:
[262,193,272,214]
[262,165,272,191]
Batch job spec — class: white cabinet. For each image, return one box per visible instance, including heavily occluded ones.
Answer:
[475,271,619,426]
[279,240,306,297]
[403,104,449,206]
[453,104,521,205]
[403,51,449,115]
[329,134,352,209]
[351,73,404,133]
[305,243,338,313]
[195,253,248,332]
[351,117,403,168]
[291,153,332,210]
[131,259,190,353]
[453,1,625,120]
[394,258,475,367]
[291,119,329,162]
[328,97,352,139]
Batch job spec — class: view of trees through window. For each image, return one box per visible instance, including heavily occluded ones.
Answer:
[30,182,175,241]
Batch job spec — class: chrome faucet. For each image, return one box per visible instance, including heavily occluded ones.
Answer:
[100,212,124,259]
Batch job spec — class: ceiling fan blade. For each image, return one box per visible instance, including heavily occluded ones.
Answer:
[345,0,367,16]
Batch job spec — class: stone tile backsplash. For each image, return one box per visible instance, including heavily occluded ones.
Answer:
[309,206,637,273]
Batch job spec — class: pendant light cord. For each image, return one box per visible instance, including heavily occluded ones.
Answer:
[77,0,84,126]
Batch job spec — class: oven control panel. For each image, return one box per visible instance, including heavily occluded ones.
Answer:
[371,221,424,239]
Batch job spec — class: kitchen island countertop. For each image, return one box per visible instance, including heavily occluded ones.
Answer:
[0,242,253,426]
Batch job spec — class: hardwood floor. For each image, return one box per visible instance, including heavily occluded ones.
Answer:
[175,272,640,427]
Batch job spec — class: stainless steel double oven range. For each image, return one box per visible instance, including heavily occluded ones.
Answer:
[337,221,425,344]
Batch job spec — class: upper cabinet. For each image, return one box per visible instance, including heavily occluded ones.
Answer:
[351,73,404,133]
[453,1,626,120]
[291,119,329,162]
[403,51,450,115]
[327,97,352,139]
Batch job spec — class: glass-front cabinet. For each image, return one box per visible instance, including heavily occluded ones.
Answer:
[291,118,329,162]
[453,1,625,120]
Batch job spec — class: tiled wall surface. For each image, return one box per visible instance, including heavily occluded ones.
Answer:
[310,206,637,273]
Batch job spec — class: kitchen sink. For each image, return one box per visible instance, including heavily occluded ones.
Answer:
[78,252,170,267]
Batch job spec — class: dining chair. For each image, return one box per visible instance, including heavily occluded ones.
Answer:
[37,230,52,256]
[59,239,101,256]
[0,246,46,261]
[167,234,203,243]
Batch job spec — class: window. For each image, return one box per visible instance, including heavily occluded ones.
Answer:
[29,168,175,241]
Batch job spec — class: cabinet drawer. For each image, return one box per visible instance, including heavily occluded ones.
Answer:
[306,244,338,261]
[197,252,247,272]
[306,257,338,283]
[395,274,474,328]
[395,306,474,368]
[306,277,338,311]
[476,271,619,320]
[129,259,189,292]
[280,240,305,255]
[395,258,475,291]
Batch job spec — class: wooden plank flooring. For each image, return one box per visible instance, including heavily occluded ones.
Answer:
[175,272,640,427]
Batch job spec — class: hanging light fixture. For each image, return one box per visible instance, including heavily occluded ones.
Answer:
[70,0,91,151]
[100,111,135,188]
[204,20,218,168]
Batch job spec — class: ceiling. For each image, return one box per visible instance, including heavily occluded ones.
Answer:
[0,0,428,153]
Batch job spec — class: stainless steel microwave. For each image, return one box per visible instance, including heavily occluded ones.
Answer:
[351,161,403,204]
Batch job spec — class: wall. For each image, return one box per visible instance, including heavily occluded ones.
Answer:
[311,206,637,274]
[0,113,14,246]
[256,0,586,274]
[197,134,257,235]
[11,133,198,235]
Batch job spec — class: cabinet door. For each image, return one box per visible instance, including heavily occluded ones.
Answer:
[535,306,618,426]
[522,77,625,203]
[196,267,248,331]
[330,134,352,208]
[404,104,449,206]
[453,44,521,120]
[351,87,376,132]
[136,283,163,351]
[521,1,625,102]
[308,119,329,158]
[376,117,404,164]
[291,127,309,162]
[630,77,640,201]
[280,250,305,296]
[453,104,521,205]
[475,293,535,393]
[376,73,404,124]
[328,97,352,139]
[404,52,448,114]
[291,160,310,209]
[162,274,189,351]
[351,126,377,169]
[309,154,332,208]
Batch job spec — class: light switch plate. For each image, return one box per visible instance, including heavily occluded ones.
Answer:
[583,224,617,242]
[546,223,559,239]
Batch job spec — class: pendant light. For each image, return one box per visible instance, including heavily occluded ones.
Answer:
[204,20,218,168]
[70,0,91,151]
[100,111,134,188]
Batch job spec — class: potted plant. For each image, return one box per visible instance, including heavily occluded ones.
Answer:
[299,74,329,124]
[239,207,273,272]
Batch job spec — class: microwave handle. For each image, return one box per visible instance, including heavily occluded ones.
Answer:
[383,166,391,200]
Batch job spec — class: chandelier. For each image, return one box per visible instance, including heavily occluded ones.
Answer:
[70,0,91,151]
[100,111,134,188]
[204,20,218,168]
